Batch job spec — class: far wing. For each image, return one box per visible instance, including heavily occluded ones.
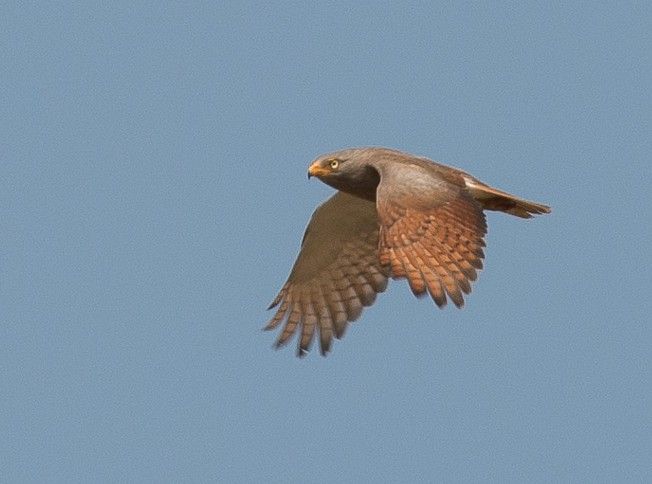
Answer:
[266,192,388,357]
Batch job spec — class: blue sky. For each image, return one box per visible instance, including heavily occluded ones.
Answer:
[3,2,650,482]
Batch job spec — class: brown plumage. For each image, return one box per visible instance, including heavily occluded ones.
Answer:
[266,147,550,357]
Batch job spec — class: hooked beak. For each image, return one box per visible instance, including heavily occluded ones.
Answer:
[307,162,330,179]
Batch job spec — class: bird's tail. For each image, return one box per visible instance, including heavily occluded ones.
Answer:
[463,176,551,219]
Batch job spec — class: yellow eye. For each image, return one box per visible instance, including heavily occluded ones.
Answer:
[329,159,339,169]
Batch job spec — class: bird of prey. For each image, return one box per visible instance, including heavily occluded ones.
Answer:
[266,147,550,357]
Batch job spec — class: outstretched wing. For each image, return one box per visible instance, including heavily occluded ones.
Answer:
[375,163,487,308]
[266,192,388,357]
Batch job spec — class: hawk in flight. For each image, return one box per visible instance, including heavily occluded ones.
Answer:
[266,147,550,357]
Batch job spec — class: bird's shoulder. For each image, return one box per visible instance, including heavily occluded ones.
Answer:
[372,152,468,193]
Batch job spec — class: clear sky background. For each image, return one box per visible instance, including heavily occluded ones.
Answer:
[3,2,650,482]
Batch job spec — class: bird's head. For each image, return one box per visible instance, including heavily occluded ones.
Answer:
[307,148,381,200]
[308,150,353,180]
